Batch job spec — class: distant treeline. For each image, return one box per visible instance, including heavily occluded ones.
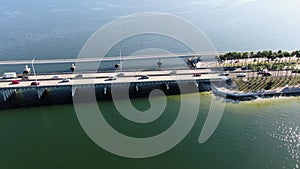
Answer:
[216,50,300,62]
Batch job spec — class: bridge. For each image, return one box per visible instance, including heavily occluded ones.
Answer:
[0,52,226,65]
[0,69,230,107]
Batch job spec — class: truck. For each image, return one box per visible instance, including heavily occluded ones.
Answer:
[3,72,17,79]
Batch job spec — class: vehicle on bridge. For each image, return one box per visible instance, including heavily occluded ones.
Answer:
[11,80,20,84]
[52,75,60,79]
[16,72,23,78]
[223,67,237,71]
[31,81,40,86]
[220,72,229,76]
[61,78,70,83]
[108,76,117,80]
[139,75,149,80]
[262,72,272,77]
[117,72,125,77]
[193,73,201,77]
[3,72,17,79]
[237,73,247,77]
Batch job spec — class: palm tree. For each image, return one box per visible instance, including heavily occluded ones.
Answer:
[295,50,300,63]
[271,52,277,61]
[294,68,299,79]
[273,64,281,80]
[242,52,249,66]
[256,51,261,63]
[278,53,284,63]
[251,67,256,79]
[279,64,284,78]
[250,51,255,64]
[285,66,289,78]
[290,66,295,79]
[283,51,291,63]
[256,67,261,79]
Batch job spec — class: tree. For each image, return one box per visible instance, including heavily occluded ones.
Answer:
[294,50,300,63]
[290,66,295,79]
[251,67,256,78]
[285,66,289,78]
[271,52,278,61]
[283,51,291,63]
[256,51,262,63]
[242,52,249,66]
[278,53,284,63]
[294,68,299,79]
[279,64,284,77]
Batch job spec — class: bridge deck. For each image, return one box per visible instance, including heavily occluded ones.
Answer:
[0,70,226,89]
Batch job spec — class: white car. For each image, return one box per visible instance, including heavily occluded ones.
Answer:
[51,75,60,79]
[108,76,117,80]
[237,73,247,77]
[170,70,177,75]
[220,72,229,76]
[61,78,70,82]
[116,72,125,77]
[3,72,17,79]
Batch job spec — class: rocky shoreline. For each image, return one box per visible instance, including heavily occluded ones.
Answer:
[212,85,300,101]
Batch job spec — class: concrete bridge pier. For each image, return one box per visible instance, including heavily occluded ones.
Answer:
[2,89,17,102]
[104,87,107,95]
[72,87,77,97]
[194,81,199,88]
[135,85,139,92]
[37,88,47,99]
[164,83,170,90]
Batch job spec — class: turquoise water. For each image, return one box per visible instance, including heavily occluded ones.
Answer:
[0,93,299,169]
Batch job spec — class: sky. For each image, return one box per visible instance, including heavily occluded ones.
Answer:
[0,0,299,60]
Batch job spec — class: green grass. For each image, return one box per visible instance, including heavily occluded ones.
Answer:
[234,77,300,92]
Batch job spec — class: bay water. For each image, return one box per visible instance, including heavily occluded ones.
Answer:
[0,93,299,169]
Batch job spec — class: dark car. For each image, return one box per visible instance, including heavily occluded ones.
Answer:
[262,72,272,76]
[16,72,23,78]
[241,67,250,70]
[31,81,40,86]
[193,73,201,77]
[139,75,149,79]
[224,67,237,71]
[107,76,117,80]
[292,70,300,73]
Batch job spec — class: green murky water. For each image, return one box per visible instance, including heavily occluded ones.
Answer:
[0,93,299,169]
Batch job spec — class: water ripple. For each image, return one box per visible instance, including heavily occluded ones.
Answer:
[268,121,300,168]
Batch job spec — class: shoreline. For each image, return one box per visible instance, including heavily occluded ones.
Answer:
[212,84,300,102]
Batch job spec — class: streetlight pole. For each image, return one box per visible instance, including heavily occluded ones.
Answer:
[32,58,37,82]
